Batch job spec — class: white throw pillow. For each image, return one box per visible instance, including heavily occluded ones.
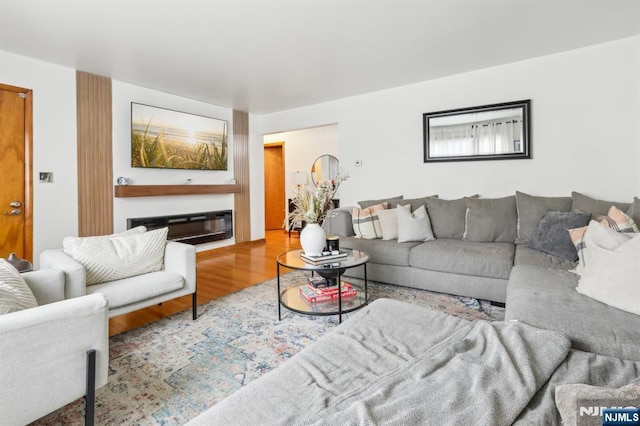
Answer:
[0,258,38,315]
[397,205,436,243]
[63,227,168,285]
[377,208,399,240]
[62,226,147,252]
[576,221,640,315]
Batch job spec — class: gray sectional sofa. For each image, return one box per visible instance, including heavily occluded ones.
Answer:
[322,191,640,361]
[188,191,640,424]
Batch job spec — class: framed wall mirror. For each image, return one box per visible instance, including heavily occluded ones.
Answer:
[423,100,531,162]
[311,154,339,186]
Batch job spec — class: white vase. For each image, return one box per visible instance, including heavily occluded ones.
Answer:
[300,223,326,256]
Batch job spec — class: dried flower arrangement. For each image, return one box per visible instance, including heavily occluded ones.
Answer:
[285,171,349,228]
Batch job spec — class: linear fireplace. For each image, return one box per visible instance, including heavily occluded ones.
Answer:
[127,210,233,245]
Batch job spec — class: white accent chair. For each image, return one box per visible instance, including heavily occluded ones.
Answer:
[40,241,198,319]
[0,269,109,425]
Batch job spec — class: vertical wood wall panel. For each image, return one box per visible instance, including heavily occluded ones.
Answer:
[233,110,251,243]
[76,71,113,236]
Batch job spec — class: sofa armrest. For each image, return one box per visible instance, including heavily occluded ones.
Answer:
[0,293,109,425]
[164,241,197,293]
[40,249,87,299]
[322,208,356,237]
[22,269,65,306]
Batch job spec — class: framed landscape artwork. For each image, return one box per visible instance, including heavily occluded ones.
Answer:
[131,103,228,170]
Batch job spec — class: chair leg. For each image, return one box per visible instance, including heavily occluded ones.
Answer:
[85,349,96,426]
[192,292,198,320]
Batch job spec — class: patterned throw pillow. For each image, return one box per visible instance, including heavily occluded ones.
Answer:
[352,203,386,239]
[569,205,639,274]
[0,258,38,315]
[63,227,168,285]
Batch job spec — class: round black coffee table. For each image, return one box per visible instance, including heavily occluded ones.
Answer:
[276,248,369,323]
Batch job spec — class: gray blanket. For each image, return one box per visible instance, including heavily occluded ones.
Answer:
[291,320,570,426]
[188,299,571,425]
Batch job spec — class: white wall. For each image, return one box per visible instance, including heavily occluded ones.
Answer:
[257,37,640,211]
[263,124,338,199]
[0,50,78,264]
[4,36,640,262]
[112,81,236,252]
[0,50,240,264]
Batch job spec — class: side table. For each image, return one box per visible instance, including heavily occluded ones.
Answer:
[276,248,369,323]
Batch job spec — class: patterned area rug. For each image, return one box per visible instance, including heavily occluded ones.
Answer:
[33,271,504,425]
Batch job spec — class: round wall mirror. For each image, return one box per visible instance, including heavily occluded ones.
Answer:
[311,155,339,187]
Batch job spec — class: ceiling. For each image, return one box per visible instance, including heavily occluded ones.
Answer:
[1,0,639,114]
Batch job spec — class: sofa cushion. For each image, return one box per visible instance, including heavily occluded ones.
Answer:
[86,270,184,309]
[322,209,355,237]
[505,264,640,360]
[397,205,435,243]
[63,227,169,285]
[409,239,514,279]
[387,195,437,211]
[576,221,640,315]
[339,237,421,267]
[515,191,572,244]
[463,196,517,243]
[424,196,476,239]
[0,259,38,315]
[529,211,591,262]
[352,203,385,239]
[627,196,640,228]
[358,195,402,209]
[513,245,576,270]
[571,191,631,215]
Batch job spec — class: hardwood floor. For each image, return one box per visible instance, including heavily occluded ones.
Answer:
[108,230,301,336]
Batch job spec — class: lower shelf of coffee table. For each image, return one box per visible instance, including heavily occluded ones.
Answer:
[280,284,368,316]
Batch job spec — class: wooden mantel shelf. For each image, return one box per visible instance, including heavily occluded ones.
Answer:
[114,184,241,198]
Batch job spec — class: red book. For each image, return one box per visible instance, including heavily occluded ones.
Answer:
[306,282,353,296]
[299,286,357,303]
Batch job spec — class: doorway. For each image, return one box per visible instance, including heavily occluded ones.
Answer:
[0,83,33,260]
[264,142,286,230]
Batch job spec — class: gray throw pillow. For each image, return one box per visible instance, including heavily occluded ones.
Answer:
[358,195,403,209]
[571,191,631,216]
[515,191,572,245]
[555,382,640,426]
[397,205,435,243]
[463,196,517,243]
[529,211,591,262]
[424,196,477,239]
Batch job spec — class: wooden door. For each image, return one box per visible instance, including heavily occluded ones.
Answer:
[0,84,33,260]
[264,142,285,230]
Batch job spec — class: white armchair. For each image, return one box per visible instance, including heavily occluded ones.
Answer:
[40,241,198,319]
[0,269,109,425]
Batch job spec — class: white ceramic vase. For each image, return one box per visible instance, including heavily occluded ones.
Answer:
[300,223,326,256]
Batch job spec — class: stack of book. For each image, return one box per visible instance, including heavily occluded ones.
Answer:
[300,250,347,265]
[300,276,357,304]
